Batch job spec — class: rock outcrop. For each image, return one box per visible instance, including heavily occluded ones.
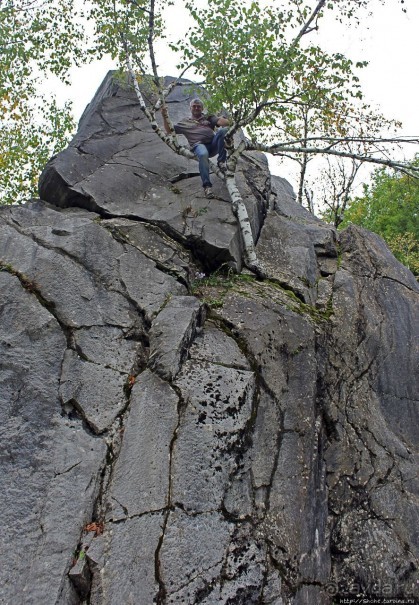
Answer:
[0,72,417,605]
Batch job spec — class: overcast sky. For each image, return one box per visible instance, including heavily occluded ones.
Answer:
[52,0,419,189]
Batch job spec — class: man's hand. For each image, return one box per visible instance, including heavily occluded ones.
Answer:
[217,117,230,127]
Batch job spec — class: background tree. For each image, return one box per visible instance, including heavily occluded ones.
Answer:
[314,156,364,227]
[340,156,419,275]
[0,97,75,204]
[273,84,400,210]
[0,0,88,203]
[259,50,367,208]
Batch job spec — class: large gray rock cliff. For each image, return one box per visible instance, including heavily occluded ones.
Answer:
[0,72,417,605]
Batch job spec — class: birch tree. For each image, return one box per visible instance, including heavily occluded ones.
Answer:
[88,0,418,273]
[314,156,364,227]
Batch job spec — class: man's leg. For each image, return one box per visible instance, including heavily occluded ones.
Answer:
[209,127,228,164]
[193,143,212,188]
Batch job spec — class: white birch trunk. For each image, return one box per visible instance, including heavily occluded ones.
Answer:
[225,174,266,277]
[125,57,195,161]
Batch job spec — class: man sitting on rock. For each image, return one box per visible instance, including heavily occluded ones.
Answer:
[162,97,230,199]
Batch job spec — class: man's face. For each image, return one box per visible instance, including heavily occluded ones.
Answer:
[191,103,203,119]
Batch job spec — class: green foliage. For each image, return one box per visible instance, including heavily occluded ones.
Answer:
[176,1,324,123]
[389,232,419,276]
[174,0,394,136]
[0,0,88,204]
[0,0,171,204]
[190,266,255,308]
[249,48,368,139]
[176,0,293,118]
[340,157,419,274]
[85,0,161,66]
[1,0,87,84]
[0,98,75,204]
[172,0,414,198]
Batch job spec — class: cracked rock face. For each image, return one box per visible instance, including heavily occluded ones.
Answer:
[39,72,269,274]
[0,74,418,604]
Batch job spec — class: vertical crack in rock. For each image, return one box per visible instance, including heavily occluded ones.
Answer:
[208,287,331,600]
[176,317,284,601]
[65,393,130,601]
[154,383,185,605]
[149,312,261,603]
[220,378,261,523]
[259,396,286,515]
[78,369,179,604]
[322,226,419,600]
[0,270,110,605]
[105,374,174,522]
[172,357,256,514]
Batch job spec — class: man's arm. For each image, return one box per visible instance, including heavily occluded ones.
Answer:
[216,117,230,127]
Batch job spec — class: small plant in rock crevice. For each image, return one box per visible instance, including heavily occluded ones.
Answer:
[190,266,335,321]
[190,265,256,309]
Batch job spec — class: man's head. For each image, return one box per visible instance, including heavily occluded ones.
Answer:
[190,98,204,119]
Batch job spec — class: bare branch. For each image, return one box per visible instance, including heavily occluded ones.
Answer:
[230,94,302,133]
[146,0,163,99]
[154,70,204,111]
[289,0,327,49]
[123,0,151,14]
[246,139,419,177]
[0,0,46,13]
[274,135,419,147]
[314,155,365,225]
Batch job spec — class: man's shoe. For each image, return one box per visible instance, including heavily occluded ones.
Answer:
[204,187,214,199]
[217,161,227,173]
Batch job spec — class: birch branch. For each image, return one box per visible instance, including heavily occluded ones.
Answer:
[123,46,194,160]
[289,0,327,50]
[245,140,419,177]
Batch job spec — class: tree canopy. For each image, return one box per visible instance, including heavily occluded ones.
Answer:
[340,157,419,275]
[0,0,89,203]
